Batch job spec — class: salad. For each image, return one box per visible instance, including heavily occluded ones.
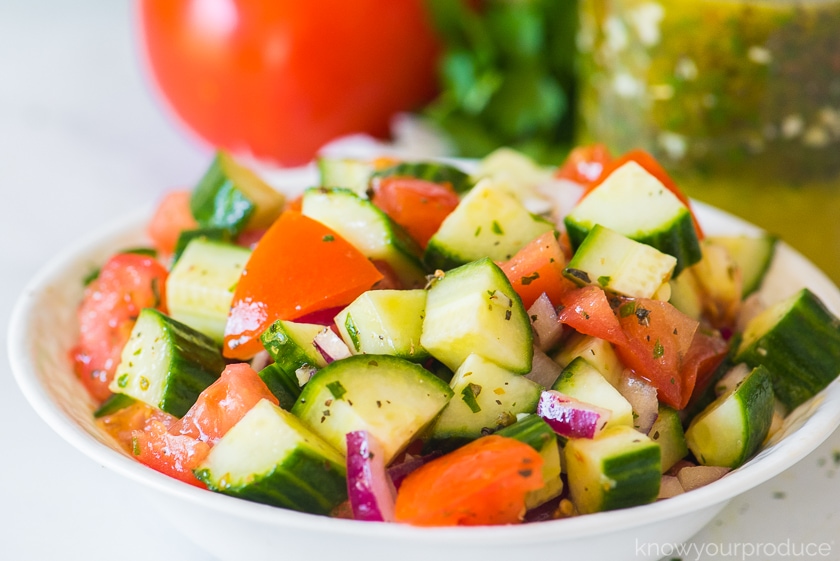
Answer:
[74,146,840,526]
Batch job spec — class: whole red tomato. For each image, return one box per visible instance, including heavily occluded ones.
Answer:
[138,0,441,166]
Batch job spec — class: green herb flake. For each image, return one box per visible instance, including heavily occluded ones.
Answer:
[653,339,665,359]
[597,275,611,287]
[564,268,591,284]
[82,268,101,287]
[344,314,361,352]
[322,234,335,242]
[461,383,482,413]
[833,450,840,466]
[326,381,347,400]
[491,220,504,235]
[139,376,150,391]
[116,373,129,388]
[131,437,141,456]
[474,226,482,237]
[520,272,540,285]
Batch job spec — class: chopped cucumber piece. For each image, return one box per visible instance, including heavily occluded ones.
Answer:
[551,357,634,429]
[301,187,426,288]
[565,425,661,514]
[93,393,136,418]
[109,309,225,417]
[260,320,328,375]
[707,234,777,298]
[291,355,453,464]
[334,289,429,362]
[195,399,347,515]
[564,160,701,275]
[316,156,375,196]
[371,161,473,193]
[424,179,554,271]
[564,224,676,298]
[735,288,840,411]
[429,353,543,443]
[496,414,563,509]
[172,227,232,265]
[166,238,251,343]
[685,365,774,468]
[257,363,299,411]
[421,258,533,373]
[552,333,623,387]
[648,405,689,473]
[190,152,285,236]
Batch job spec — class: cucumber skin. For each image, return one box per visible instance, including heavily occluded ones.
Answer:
[172,227,232,264]
[190,154,255,236]
[565,210,701,276]
[257,363,300,410]
[93,393,136,418]
[736,289,840,411]
[371,161,473,193]
[195,447,347,515]
[598,444,661,512]
[495,414,556,452]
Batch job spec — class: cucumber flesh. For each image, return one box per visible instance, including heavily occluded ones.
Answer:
[316,157,375,196]
[648,405,689,473]
[552,333,623,387]
[291,355,453,464]
[195,399,347,515]
[707,234,777,298]
[109,309,225,417]
[551,357,634,429]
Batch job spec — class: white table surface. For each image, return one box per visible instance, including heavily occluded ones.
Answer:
[2,2,839,560]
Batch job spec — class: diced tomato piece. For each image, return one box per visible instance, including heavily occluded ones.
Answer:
[96,401,169,453]
[500,231,575,309]
[131,419,210,488]
[684,329,730,407]
[555,143,612,185]
[170,363,278,445]
[284,194,303,212]
[72,253,169,402]
[583,149,703,239]
[234,228,267,250]
[557,286,627,347]
[223,211,382,360]
[146,190,199,255]
[394,435,544,526]
[614,298,699,409]
[371,177,460,248]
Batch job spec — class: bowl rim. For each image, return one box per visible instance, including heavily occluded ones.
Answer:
[9,200,840,545]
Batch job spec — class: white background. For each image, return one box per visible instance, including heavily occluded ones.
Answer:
[1,2,839,560]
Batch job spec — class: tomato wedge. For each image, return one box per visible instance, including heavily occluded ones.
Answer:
[146,190,199,255]
[582,149,703,239]
[500,231,575,309]
[614,298,699,409]
[557,286,627,347]
[555,143,612,185]
[683,329,730,408]
[170,363,278,445]
[371,177,460,249]
[72,253,169,402]
[394,435,544,526]
[223,211,383,359]
[131,418,210,488]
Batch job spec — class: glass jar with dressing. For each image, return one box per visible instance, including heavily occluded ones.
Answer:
[576,0,840,281]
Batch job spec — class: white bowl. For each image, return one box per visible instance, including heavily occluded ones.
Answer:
[9,201,840,561]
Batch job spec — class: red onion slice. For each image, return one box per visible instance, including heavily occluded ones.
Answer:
[536,390,611,439]
[387,451,442,490]
[346,430,397,522]
[528,293,563,352]
[313,327,352,364]
[617,371,659,434]
[526,348,564,389]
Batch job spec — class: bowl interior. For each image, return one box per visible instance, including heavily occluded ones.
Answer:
[9,198,840,553]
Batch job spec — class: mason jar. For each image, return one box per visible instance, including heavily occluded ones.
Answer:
[576,0,840,281]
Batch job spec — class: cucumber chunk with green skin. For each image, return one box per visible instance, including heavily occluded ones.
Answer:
[291,355,453,464]
[260,320,328,375]
[424,180,555,271]
[257,363,299,411]
[334,289,429,361]
[552,333,624,387]
[171,227,233,265]
[685,365,774,468]
[429,353,543,443]
[93,393,136,418]
[166,238,251,344]
[496,414,563,509]
[109,309,225,418]
[564,161,701,275]
[190,152,285,236]
[563,224,677,299]
[565,425,661,514]
[421,257,533,373]
[316,157,375,196]
[649,405,689,473]
[735,288,840,411]
[301,187,427,288]
[371,161,473,193]
[195,399,347,515]
[707,234,778,298]
[551,357,634,429]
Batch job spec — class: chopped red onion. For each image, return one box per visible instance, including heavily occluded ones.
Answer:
[617,372,659,434]
[387,451,442,489]
[295,306,344,326]
[345,430,397,522]
[657,475,685,499]
[528,293,564,351]
[313,327,352,364]
[676,465,731,491]
[526,348,564,389]
[249,350,272,372]
[536,390,611,439]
